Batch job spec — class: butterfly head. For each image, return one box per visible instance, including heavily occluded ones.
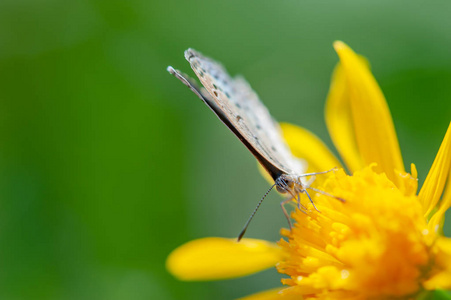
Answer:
[275,174,298,194]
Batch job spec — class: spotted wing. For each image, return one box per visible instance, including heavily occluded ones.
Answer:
[170,49,306,180]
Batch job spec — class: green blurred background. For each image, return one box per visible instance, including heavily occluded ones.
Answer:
[0,0,450,299]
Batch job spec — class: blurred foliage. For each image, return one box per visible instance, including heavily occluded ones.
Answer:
[0,0,450,299]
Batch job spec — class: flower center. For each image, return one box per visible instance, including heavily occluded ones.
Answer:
[277,166,434,299]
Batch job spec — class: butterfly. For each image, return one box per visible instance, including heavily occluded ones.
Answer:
[167,49,339,240]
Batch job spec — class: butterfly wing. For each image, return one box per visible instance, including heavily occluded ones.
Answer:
[169,49,306,180]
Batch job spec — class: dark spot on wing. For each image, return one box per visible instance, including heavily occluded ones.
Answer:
[225,92,231,98]
[213,91,218,97]
[236,115,242,121]
[213,84,217,89]
[235,103,241,108]
[199,71,204,77]
[271,146,277,151]
[256,124,261,130]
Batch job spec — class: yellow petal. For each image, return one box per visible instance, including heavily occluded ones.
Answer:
[430,173,451,234]
[333,41,405,186]
[419,122,451,218]
[423,237,451,290]
[239,288,299,300]
[280,123,342,173]
[166,237,282,281]
[396,163,419,197]
[428,174,451,234]
[325,63,364,173]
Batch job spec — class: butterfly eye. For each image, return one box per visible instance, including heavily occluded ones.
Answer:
[275,177,295,194]
[276,185,288,194]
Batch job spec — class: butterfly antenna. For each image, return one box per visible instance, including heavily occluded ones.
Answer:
[237,183,277,242]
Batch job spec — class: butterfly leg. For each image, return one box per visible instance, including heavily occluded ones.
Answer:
[307,186,346,203]
[280,197,293,230]
[280,189,309,230]
[294,189,308,211]
[302,175,316,189]
[303,188,321,213]
[297,167,338,178]
[295,167,338,188]
[285,186,301,211]
[280,195,307,230]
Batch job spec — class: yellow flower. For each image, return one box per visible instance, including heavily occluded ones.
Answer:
[166,42,451,299]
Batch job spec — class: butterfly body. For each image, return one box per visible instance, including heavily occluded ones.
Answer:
[168,49,318,239]
[169,49,306,182]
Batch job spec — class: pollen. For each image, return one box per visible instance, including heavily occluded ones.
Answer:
[277,166,436,299]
